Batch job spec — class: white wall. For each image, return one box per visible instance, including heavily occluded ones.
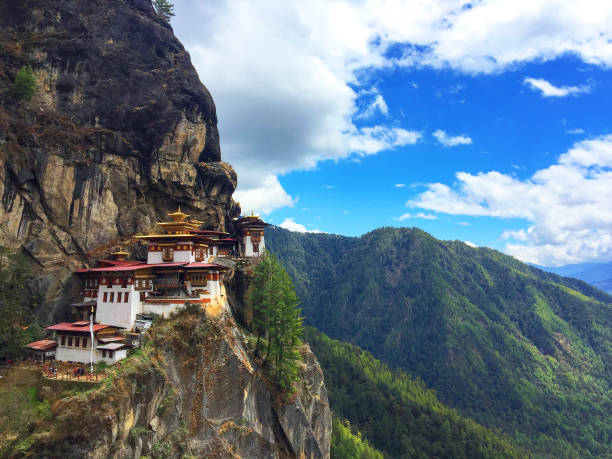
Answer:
[97,348,127,365]
[243,235,265,257]
[96,285,138,330]
[173,250,193,263]
[56,344,92,363]
[147,251,163,264]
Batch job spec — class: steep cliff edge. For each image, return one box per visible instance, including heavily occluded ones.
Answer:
[8,306,331,458]
[0,0,239,319]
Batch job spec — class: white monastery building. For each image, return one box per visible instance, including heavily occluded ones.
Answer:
[35,208,267,365]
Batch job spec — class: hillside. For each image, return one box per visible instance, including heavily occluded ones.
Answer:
[266,226,612,456]
[306,327,524,458]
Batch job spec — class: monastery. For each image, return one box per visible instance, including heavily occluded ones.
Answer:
[27,209,267,365]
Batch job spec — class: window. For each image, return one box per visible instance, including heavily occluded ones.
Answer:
[110,292,114,302]
[102,350,106,358]
[252,242,259,253]
[209,246,214,255]
[190,272,207,286]
[103,292,107,302]
[68,337,72,347]
[121,278,127,288]
[124,292,129,302]
[162,246,174,262]
[82,337,87,348]
[108,350,114,358]
[61,336,66,346]
[195,247,204,261]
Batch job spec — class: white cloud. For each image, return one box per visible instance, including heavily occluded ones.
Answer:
[342,210,351,214]
[464,241,477,248]
[433,129,473,147]
[172,0,612,214]
[356,94,389,119]
[394,212,437,221]
[234,174,295,215]
[279,218,323,233]
[395,183,406,188]
[523,77,591,97]
[566,128,585,134]
[409,135,612,266]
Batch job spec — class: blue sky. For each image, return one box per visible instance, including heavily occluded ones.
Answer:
[171,0,612,266]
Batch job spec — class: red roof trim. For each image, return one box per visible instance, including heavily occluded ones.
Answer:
[26,339,58,351]
[47,322,112,332]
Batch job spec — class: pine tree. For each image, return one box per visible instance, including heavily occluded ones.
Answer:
[12,66,36,102]
[247,252,303,390]
[153,0,175,22]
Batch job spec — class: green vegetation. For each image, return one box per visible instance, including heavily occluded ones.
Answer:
[0,367,92,455]
[153,0,175,22]
[309,328,524,458]
[331,415,383,459]
[0,246,42,361]
[247,252,304,389]
[11,66,36,101]
[267,226,612,456]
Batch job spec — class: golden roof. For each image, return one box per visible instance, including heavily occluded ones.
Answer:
[167,206,188,222]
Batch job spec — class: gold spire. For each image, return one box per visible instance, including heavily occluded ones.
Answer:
[168,206,188,222]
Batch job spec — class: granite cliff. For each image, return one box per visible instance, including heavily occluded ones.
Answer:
[0,0,238,321]
[8,303,331,458]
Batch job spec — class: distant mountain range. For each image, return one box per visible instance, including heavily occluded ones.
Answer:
[266,225,611,457]
[536,262,612,293]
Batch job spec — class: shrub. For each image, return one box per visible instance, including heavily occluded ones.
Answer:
[12,66,36,102]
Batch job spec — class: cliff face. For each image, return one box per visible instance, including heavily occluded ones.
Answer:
[0,0,238,318]
[18,308,331,458]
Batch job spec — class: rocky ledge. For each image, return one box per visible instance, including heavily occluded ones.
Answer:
[14,306,331,458]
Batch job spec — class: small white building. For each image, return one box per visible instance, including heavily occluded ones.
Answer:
[46,322,128,364]
[234,213,268,257]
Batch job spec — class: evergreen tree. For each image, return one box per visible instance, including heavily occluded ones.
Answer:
[0,247,41,360]
[247,252,304,389]
[153,0,175,22]
[12,66,36,102]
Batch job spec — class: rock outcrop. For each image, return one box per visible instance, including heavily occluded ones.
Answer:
[0,0,239,320]
[18,307,332,458]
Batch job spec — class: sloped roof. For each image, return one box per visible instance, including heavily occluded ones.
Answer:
[26,340,58,351]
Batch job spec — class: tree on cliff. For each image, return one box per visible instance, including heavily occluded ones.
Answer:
[153,0,175,22]
[247,252,304,389]
[0,247,41,360]
[11,66,36,102]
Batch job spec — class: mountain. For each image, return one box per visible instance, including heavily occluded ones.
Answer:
[305,327,524,458]
[538,262,612,294]
[0,0,239,323]
[266,225,612,456]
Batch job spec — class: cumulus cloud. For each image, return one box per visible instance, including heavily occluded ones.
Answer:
[464,241,477,248]
[172,0,612,213]
[523,78,591,97]
[279,218,323,233]
[433,129,473,147]
[409,135,612,266]
[394,212,438,221]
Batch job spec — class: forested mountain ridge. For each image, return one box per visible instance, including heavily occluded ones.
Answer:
[266,225,611,456]
[306,327,525,458]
